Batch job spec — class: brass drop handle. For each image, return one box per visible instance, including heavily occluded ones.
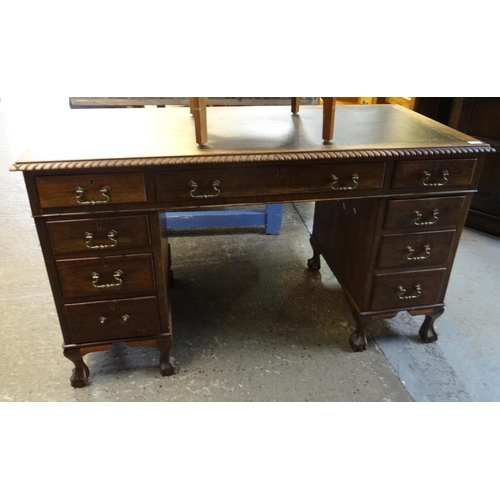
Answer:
[330,173,359,191]
[421,169,449,187]
[412,208,439,226]
[85,230,118,249]
[91,269,123,288]
[98,314,129,323]
[405,244,431,261]
[189,180,221,198]
[75,185,111,205]
[397,284,422,300]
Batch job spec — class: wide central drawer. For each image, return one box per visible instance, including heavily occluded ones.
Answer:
[155,162,385,203]
[47,215,151,256]
[65,296,161,344]
[36,173,147,208]
[56,253,156,299]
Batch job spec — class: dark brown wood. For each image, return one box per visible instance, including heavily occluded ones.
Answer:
[56,254,156,299]
[291,98,300,114]
[47,215,151,255]
[36,173,147,208]
[12,104,493,384]
[63,346,90,388]
[391,159,476,189]
[376,230,456,270]
[65,296,161,343]
[383,196,466,230]
[447,98,500,236]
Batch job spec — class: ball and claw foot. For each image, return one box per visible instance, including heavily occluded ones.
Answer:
[418,308,444,344]
[159,356,177,376]
[307,252,321,271]
[64,347,90,388]
[349,330,367,352]
[70,363,90,388]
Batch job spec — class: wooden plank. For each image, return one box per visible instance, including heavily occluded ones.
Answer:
[70,97,319,108]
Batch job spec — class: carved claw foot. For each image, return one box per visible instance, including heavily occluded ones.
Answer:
[419,308,444,344]
[349,315,374,352]
[307,251,321,271]
[158,337,177,376]
[349,329,367,352]
[63,347,90,388]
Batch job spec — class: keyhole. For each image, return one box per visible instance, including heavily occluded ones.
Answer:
[275,170,279,177]
[89,179,94,186]
[104,261,108,267]
[110,304,115,310]
[97,222,101,229]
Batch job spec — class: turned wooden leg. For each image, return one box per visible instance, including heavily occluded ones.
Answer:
[419,307,444,343]
[291,97,300,114]
[63,346,90,388]
[157,337,176,376]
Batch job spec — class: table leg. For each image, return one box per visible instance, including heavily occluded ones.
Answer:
[322,97,336,144]
[63,346,90,388]
[189,97,208,146]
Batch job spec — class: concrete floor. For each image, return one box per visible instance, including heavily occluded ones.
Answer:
[1,97,499,402]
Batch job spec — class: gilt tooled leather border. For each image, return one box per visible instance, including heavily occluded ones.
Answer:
[10,146,495,171]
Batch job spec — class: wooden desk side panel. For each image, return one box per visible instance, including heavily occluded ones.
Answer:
[311,198,383,311]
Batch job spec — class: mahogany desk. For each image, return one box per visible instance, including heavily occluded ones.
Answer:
[12,105,494,387]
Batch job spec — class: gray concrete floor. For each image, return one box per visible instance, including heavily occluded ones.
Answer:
[1,97,499,402]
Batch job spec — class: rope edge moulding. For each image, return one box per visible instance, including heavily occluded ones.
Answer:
[11,146,495,171]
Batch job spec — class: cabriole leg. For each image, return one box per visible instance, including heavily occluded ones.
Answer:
[419,307,444,344]
[63,346,90,388]
[157,336,176,376]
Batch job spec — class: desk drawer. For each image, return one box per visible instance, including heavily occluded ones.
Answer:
[384,196,466,230]
[370,269,446,311]
[36,173,146,208]
[65,296,161,344]
[155,162,385,203]
[47,215,151,255]
[57,254,155,299]
[391,159,476,189]
[377,230,455,269]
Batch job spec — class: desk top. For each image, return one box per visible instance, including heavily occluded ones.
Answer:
[12,104,493,171]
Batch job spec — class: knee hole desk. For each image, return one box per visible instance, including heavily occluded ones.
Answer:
[12,104,493,387]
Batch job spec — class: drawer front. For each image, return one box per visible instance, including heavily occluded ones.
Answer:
[384,196,466,230]
[377,230,456,269]
[57,254,155,299]
[47,215,151,255]
[65,296,161,344]
[391,159,476,189]
[155,162,385,204]
[36,173,147,208]
[370,269,446,311]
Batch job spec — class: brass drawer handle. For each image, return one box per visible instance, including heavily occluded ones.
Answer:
[412,208,439,226]
[98,314,129,323]
[189,180,221,198]
[330,173,359,191]
[421,169,449,187]
[396,284,422,300]
[405,244,431,261]
[75,185,111,205]
[91,270,123,288]
[85,230,118,249]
